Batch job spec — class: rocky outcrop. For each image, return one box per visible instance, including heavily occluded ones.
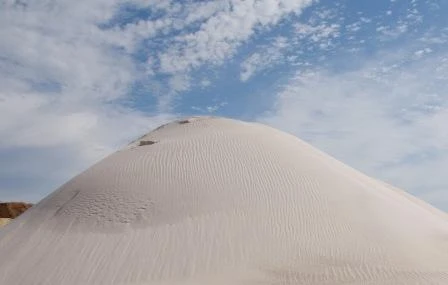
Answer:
[0,202,32,219]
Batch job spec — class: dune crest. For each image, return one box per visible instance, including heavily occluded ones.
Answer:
[1,116,447,284]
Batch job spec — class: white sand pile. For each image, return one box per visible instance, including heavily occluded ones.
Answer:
[0,116,447,284]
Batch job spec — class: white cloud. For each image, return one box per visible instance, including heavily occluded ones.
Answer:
[376,22,409,40]
[239,6,342,83]
[258,49,448,211]
[294,22,340,42]
[240,36,288,81]
[100,0,316,110]
[158,0,315,74]
[413,47,433,59]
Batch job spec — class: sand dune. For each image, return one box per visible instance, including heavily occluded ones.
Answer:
[0,116,447,284]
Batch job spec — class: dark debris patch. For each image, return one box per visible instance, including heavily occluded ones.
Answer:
[178,119,190,124]
[139,140,157,146]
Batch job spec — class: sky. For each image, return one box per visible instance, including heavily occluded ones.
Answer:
[1,0,448,211]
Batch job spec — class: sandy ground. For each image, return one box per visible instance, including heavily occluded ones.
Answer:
[0,116,447,284]
[0,218,11,227]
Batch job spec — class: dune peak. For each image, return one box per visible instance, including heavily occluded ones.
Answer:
[1,117,447,284]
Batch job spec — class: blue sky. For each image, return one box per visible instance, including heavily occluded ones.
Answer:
[1,0,448,211]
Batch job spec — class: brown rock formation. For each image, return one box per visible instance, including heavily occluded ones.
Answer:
[0,202,32,219]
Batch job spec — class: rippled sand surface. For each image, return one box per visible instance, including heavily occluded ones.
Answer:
[1,117,447,284]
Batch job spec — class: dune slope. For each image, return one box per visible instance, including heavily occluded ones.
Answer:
[0,116,447,284]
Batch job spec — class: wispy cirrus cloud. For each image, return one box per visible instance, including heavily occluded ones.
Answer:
[240,36,289,82]
[156,0,315,75]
